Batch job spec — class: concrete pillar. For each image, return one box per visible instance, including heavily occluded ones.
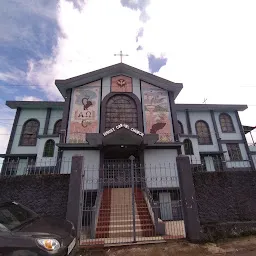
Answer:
[66,156,84,238]
[176,155,201,242]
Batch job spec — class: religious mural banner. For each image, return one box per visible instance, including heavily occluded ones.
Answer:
[111,75,132,92]
[68,80,101,143]
[141,81,173,142]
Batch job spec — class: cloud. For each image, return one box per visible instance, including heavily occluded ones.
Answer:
[148,54,167,73]
[15,96,42,101]
[25,0,149,100]
[137,45,143,51]
[120,0,150,22]
[136,27,144,42]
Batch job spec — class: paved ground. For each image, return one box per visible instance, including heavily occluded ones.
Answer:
[77,236,256,255]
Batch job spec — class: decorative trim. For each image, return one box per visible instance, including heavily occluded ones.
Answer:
[60,89,72,142]
[38,135,59,138]
[56,143,99,150]
[168,92,179,142]
[6,107,21,154]
[220,140,244,144]
[235,111,255,171]
[199,151,226,155]
[179,134,198,138]
[0,154,37,158]
[100,92,143,133]
[185,109,192,134]
[43,108,51,135]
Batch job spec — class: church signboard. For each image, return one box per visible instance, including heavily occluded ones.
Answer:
[68,80,101,143]
[103,123,144,137]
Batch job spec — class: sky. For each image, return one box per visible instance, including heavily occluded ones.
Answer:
[1,0,256,154]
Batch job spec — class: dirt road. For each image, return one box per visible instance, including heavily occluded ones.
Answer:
[78,236,256,255]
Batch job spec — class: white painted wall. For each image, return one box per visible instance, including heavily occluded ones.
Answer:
[252,155,256,169]
[11,109,47,154]
[189,111,219,152]
[48,109,63,134]
[132,77,141,101]
[214,111,242,140]
[144,149,178,188]
[176,111,188,134]
[61,150,100,190]
[36,137,60,167]
[222,143,251,168]
[102,77,111,100]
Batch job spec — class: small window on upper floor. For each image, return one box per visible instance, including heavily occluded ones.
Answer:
[226,143,242,161]
[219,113,235,133]
[178,121,184,134]
[43,139,55,157]
[53,119,62,135]
[19,119,40,146]
[184,139,194,155]
[195,120,212,145]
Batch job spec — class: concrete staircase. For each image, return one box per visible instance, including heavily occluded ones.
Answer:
[96,188,154,239]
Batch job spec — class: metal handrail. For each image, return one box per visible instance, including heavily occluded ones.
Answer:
[91,185,103,239]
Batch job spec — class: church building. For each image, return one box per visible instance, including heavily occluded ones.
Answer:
[1,63,253,176]
[1,63,255,240]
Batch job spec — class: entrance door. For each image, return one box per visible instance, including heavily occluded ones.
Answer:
[103,145,140,187]
[159,192,173,221]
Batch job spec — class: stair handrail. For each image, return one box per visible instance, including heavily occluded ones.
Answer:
[91,181,103,239]
[143,184,165,235]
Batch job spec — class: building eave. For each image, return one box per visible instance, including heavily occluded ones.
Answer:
[6,101,65,109]
[176,104,248,112]
[55,63,183,99]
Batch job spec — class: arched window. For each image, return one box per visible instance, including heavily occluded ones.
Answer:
[105,95,138,129]
[43,139,55,157]
[195,120,212,145]
[184,139,194,155]
[178,121,184,134]
[53,119,62,134]
[219,113,235,132]
[20,119,40,146]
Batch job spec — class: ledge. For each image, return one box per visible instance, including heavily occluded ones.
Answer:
[0,154,37,158]
[38,135,60,139]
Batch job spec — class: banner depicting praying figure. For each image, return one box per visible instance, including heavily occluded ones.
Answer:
[68,80,101,143]
[141,81,173,142]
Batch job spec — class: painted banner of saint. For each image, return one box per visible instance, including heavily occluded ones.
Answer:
[68,80,101,143]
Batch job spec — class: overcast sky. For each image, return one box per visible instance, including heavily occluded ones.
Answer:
[1,0,256,154]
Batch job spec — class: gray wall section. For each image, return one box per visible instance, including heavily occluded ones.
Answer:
[61,150,100,190]
[144,149,178,188]
[48,109,63,134]
[177,111,188,134]
[0,174,70,219]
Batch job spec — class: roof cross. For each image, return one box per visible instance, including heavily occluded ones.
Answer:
[114,50,129,63]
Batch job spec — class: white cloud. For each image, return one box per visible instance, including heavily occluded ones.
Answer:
[15,96,42,101]
[24,0,256,138]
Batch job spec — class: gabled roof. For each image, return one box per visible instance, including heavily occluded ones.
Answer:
[176,104,247,112]
[55,63,183,99]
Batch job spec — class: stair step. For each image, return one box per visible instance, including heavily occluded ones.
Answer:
[96,228,154,238]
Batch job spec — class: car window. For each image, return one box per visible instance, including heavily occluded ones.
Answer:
[0,203,37,230]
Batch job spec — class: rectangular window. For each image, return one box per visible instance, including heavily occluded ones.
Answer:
[226,143,242,161]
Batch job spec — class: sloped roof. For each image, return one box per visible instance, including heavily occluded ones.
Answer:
[55,63,183,99]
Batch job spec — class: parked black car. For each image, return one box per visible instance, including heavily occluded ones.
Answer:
[0,201,76,256]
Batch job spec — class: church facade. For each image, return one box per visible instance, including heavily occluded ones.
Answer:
[1,63,254,178]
